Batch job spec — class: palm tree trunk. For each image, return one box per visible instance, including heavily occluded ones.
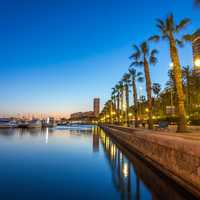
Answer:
[132,79,139,127]
[169,35,187,132]
[117,93,120,124]
[120,88,124,125]
[125,84,130,126]
[144,58,153,129]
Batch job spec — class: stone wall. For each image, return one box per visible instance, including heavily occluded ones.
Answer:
[101,125,200,198]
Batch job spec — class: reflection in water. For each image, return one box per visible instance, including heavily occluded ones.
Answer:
[45,128,49,144]
[92,126,99,152]
[0,126,197,200]
[97,127,195,200]
[99,128,133,200]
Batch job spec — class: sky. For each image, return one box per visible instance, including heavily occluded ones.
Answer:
[0,0,199,118]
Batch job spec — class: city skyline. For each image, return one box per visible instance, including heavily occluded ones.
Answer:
[0,0,199,117]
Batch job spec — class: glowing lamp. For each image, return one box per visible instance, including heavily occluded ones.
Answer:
[169,62,174,69]
[194,59,200,67]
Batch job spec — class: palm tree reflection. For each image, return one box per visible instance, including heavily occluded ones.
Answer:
[99,128,140,200]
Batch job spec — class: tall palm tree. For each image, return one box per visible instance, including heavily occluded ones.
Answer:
[122,73,131,126]
[111,87,117,123]
[182,66,192,115]
[115,84,121,124]
[152,83,161,116]
[130,42,158,129]
[129,68,143,128]
[150,14,191,132]
[119,81,124,124]
[152,83,161,97]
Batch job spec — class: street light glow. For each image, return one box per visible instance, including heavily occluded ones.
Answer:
[194,59,200,67]
[169,62,174,69]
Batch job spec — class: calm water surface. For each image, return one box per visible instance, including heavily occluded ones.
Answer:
[0,126,194,200]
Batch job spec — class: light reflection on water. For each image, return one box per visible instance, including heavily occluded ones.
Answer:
[0,126,195,200]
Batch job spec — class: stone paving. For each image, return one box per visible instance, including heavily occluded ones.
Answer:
[135,126,200,141]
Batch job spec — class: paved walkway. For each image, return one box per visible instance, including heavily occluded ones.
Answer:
[108,124,200,141]
[135,128,200,141]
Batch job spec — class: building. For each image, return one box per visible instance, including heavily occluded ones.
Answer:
[69,98,100,122]
[70,111,94,120]
[93,98,100,117]
[192,29,200,75]
[70,112,83,119]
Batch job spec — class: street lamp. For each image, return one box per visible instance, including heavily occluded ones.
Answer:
[194,58,200,67]
[128,113,133,117]
[169,62,174,70]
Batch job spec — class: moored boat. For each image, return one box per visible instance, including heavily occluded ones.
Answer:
[28,119,42,128]
[17,120,29,128]
[0,118,16,128]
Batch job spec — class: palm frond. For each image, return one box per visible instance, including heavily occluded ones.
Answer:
[140,41,148,55]
[137,77,144,83]
[151,49,159,56]
[182,34,193,42]
[132,45,140,54]
[156,19,165,31]
[129,52,141,60]
[176,39,184,48]
[128,68,136,76]
[130,61,144,68]
[148,35,160,42]
[136,72,143,77]
[149,55,158,65]
[175,18,191,33]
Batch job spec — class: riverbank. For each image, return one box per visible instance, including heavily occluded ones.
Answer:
[100,124,200,198]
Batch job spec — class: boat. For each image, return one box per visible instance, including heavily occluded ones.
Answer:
[0,118,16,128]
[42,117,57,128]
[17,120,29,128]
[28,119,42,128]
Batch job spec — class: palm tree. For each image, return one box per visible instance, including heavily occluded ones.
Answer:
[129,68,143,128]
[122,73,131,126]
[152,83,161,97]
[182,66,192,115]
[119,81,124,124]
[130,42,158,129]
[115,84,121,124]
[152,83,161,116]
[150,14,191,132]
[111,87,117,123]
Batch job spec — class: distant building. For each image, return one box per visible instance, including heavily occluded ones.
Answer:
[192,29,200,75]
[70,112,83,119]
[93,98,100,117]
[69,98,100,122]
[70,111,94,120]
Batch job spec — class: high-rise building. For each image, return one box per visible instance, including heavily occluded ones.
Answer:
[192,29,200,75]
[93,98,100,117]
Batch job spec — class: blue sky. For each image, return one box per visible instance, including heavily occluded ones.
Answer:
[0,0,199,117]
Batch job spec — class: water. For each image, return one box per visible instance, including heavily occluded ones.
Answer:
[0,126,194,200]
